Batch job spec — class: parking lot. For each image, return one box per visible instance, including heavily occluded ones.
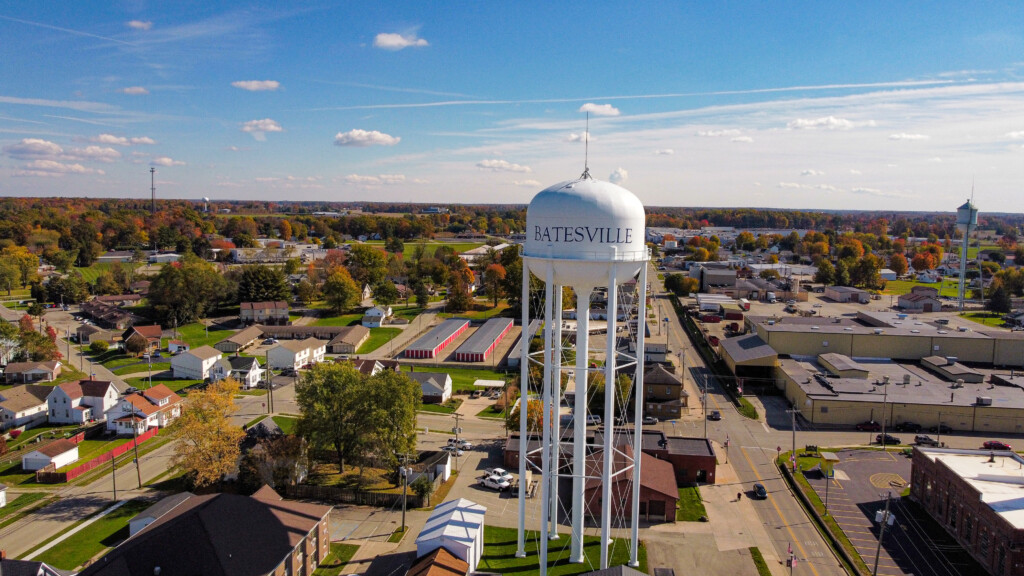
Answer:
[804,449,984,576]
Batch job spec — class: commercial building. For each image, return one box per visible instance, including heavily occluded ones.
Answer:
[506,320,540,368]
[405,319,470,359]
[911,448,1024,576]
[824,286,870,304]
[453,318,514,362]
[327,325,370,354]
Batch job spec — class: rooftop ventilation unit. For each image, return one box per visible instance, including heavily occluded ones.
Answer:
[903,374,912,386]
[977,396,993,406]
[874,328,884,335]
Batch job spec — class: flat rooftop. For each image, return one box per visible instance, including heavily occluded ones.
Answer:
[918,448,1024,529]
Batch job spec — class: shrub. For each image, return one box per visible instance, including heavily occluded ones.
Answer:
[9,429,22,439]
[89,340,110,354]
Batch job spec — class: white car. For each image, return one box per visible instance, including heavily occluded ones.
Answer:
[485,468,514,483]
[586,414,602,425]
[448,438,473,450]
[479,475,511,491]
[441,445,464,457]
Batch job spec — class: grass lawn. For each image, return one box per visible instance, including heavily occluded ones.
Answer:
[312,543,359,576]
[478,525,647,576]
[272,415,298,434]
[73,262,119,285]
[356,327,401,354]
[56,438,136,471]
[312,313,362,327]
[0,492,48,520]
[387,526,408,543]
[52,366,88,385]
[245,416,267,428]
[0,461,39,485]
[34,498,152,570]
[5,424,80,451]
[439,301,511,321]
[962,311,1007,328]
[749,547,772,576]
[417,471,458,510]
[476,404,506,419]
[392,307,425,322]
[112,361,170,376]
[419,398,463,414]
[401,366,508,393]
[737,397,759,420]
[394,241,484,259]
[173,322,233,349]
[882,278,961,297]
[125,376,203,394]
[676,485,708,521]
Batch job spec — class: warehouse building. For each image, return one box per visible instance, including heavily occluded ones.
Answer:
[453,318,514,362]
[405,319,470,359]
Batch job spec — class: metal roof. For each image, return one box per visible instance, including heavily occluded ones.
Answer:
[455,318,513,355]
[406,319,469,352]
[720,334,777,365]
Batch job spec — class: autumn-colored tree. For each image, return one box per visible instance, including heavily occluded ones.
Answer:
[508,398,544,432]
[446,272,473,312]
[279,219,293,241]
[170,378,245,489]
[482,263,506,308]
[18,313,33,334]
[125,332,149,356]
[911,252,936,271]
[889,253,908,276]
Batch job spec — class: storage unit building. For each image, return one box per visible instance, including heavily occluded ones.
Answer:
[405,319,470,359]
[453,318,514,362]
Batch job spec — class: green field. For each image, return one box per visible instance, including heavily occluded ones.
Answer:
[401,365,508,393]
[476,404,506,419]
[0,492,47,521]
[882,279,961,297]
[272,415,298,434]
[676,485,708,521]
[73,262,119,284]
[34,498,151,570]
[312,543,359,576]
[962,312,1007,328]
[56,438,137,472]
[357,328,401,354]
[112,361,171,376]
[312,313,362,327]
[171,322,233,349]
[392,307,425,322]
[477,526,646,576]
[125,376,203,394]
[354,240,486,260]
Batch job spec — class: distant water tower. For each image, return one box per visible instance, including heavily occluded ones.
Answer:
[517,171,648,571]
[203,197,211,213]
[956,199,979,311]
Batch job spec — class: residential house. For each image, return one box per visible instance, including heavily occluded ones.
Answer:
[3,360,62,384]
[240,301,290,325]
[406,450,452,486]
[916,271,942,284]
[361,284,373,301]
[228,356,264,389]
[78,485,332,576]
[80,299,134,329]
[121,325,162,352]
[171,345,226,381]
[46,380,119,425]
[0,558,74,576]
[880,268,898,281]
[95,294,142,306]
[362,305,392,328]
[107,384,182,435]
[406,547,469,576]
[415,498,486,573]
[148,252,181,263]
[0,384,51,430]
[129,280,151,294]
[214,324,263,354]
[408,372,453,404]
[350,358,401,376]
[326,325,370,354]
[76,324,114,346]
[267,338,326,371]
[644,364,688,420]
[21,438,79,471]
[167,340,190,354]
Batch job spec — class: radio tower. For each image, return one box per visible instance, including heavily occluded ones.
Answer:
[150,167,156,213]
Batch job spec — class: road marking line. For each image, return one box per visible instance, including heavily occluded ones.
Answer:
[740,446,821,576]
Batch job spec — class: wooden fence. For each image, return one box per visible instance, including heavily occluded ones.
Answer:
[36,427,159,484]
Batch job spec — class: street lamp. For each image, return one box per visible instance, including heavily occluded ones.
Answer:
[872,492,895,576]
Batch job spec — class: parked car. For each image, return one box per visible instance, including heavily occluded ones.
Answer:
[642,416,659,425]
[448,438,473,450]
[440,445,464,457]
[856,421,881,431]
[894,422,922,432]
[752,483,767,499]
[470,390,482,399]
[876,433,902,445]
[479,475,511,491]
[983,440,1012,451]
[708,411,722,421]
[125,386,138,394]
[915,435,940,446]
[586,414,602,425]
[485,468,514,483]
[929,424,954,433]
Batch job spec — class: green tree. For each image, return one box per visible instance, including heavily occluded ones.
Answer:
[322,268,360,314]
[889,253,908,276]
[89,340,109,354]
[46,274,89,305]
[238,265,291,302]
[26,302,44,331]
[446,273,473,312]
[373,280,399,307]
[411,475,435,506]
[148,255,229,324]
[43,248,76,273]
[295,279,319,305]
[125,332,148,356]
[482,263,506,308]
[0,260,19,295]
[284,257,303,275]
[814,259,835,285]
[414,282,430,308]
[347,244,388,286]
[18,329,60,361]
[834,260,851,287]
[664,273,698,296]
[385,236,405,254]
[987,283,1012,314]
[508,398,544,432]
[759,269,780,280]
[295,362,369,470]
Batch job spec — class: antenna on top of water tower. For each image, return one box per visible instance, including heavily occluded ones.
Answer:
[580,112,591,180]
[150,167,156,213]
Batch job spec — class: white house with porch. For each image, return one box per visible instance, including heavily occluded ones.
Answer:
[46,380,119,425]
[170,345,226,381]
[107,385,182,435]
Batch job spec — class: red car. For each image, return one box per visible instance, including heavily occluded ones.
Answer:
[855,421,881,431]
[983,441,1012,451]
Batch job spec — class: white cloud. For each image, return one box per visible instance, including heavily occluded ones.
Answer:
[815,184,841,192]
[609,167,628,184]
[19,159,103,175]
[342,173,410,185]
[126,20,153,30]
[1004,131,1024,139]
[378,174,406,184]
[67,146,121,163]
[696,129,741,137]
[333,129,400,147]
[476,159,531,173]
[150,156,185,167]
[373,32,429,50]
[344,174,381,185]
[3,138,63,159]
[241,118,284,141]
[254,177,281,183]
[787,116,874,130]
[513,179,541,187]
[88,134,155,146]
[801,169,824,176]
[888,133,929,140]
[579,103,620,117]
[566,132,593,142]
[926,157,943,163]
[654,149,674,155]
[849,169,862,175]
[731,136,754,143]
[120,86,149,95]
[777,182,804,189]
[232,80,281,92]
[851,187,912,199]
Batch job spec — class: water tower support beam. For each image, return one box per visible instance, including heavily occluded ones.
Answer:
[516,265,529,558]
[571,284,592,563]
[539,264,553,569]
[600,266,618,569]
[629,264,648,566]
[550,284,562,538]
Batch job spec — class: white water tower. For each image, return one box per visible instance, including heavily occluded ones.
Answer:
[203,197,211,213]
[516,171,649,571]
[956,199,978,310]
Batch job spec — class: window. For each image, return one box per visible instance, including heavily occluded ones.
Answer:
[820,406,829,413]
[948,503,958,529]
[979,527,990,559]
[665,387,671,395]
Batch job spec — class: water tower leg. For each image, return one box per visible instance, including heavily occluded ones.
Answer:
[601,267,618,569]
[550,284,562,539]
[540,265,553,570]
[571,286,592,563]
[517,269,530,558]
[629,265,648,567]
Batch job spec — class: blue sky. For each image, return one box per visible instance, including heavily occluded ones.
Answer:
[2,2,1024,211]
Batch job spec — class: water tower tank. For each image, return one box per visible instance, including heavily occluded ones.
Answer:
[956,199,978,232]
[524,177,647,287]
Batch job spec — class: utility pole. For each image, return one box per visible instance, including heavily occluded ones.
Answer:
[265,350,274,414]
[786,407,801,470]
[150,167,156,214]
[880,377,889,451]
[396,451,415,533]
[132,418,142,488]
[452,412,463,472]
[703,375,708,438]
[111,452,118,501]
[873,492,893,576]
